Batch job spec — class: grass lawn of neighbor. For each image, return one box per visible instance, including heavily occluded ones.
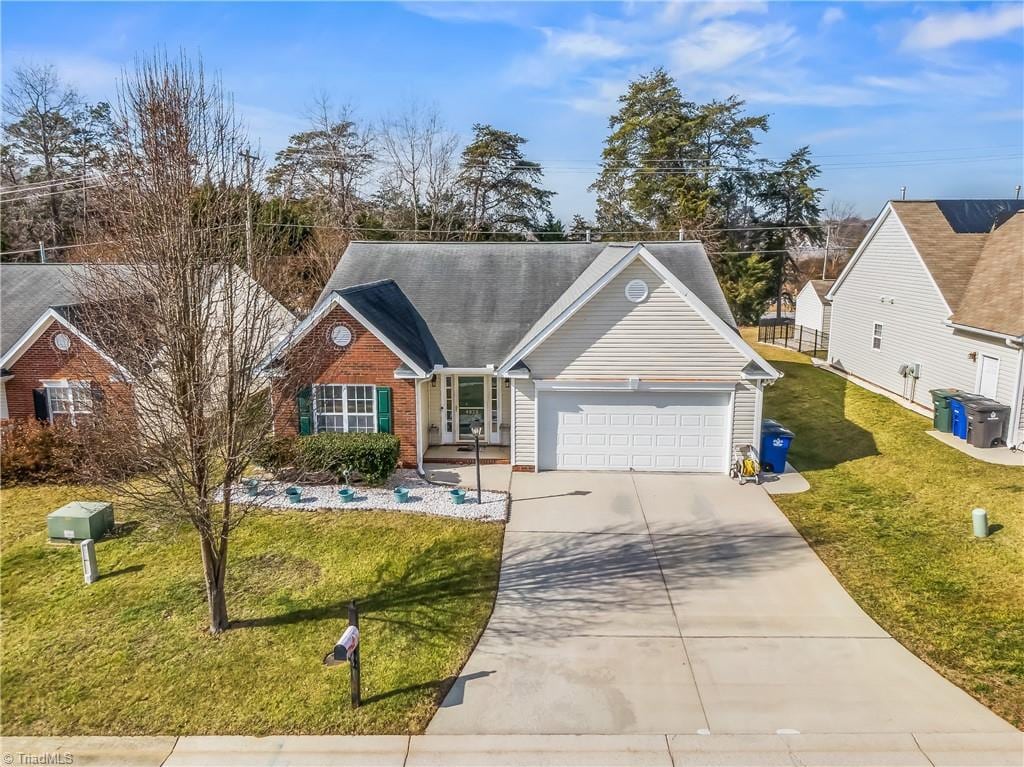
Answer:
[745,329,1024,729]
[0,484,504,735]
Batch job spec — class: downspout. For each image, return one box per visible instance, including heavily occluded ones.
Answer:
[415,378,426,477]
[1009,342,1024,450]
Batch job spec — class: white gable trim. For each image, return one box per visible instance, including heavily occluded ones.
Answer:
[0,308,131,379]
[496,244,644,374]
[826,203,953,315]
[497,246,781,380]
[796,281,825,308]
[260,292,429,378]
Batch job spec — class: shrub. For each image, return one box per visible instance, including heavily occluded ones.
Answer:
[253,435,299,471]
[297,433,400,486]
[1,419,82,484]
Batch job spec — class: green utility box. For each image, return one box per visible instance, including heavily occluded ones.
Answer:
[929,388,961,433]
[47,502,114,542]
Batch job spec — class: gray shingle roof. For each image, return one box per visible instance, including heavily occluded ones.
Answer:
[335,280,447,373]
[317,241,735,368]
[0,264,98,358]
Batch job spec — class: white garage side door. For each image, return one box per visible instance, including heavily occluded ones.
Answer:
[538,390,731,472]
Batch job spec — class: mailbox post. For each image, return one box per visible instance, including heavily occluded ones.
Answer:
[348,601,361,707]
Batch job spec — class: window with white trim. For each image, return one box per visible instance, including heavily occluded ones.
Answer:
[871,322,883,350]
[315,384,376,433]
[43,380,93,424]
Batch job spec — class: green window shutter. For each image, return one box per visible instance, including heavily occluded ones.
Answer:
[376,387,392,433]
[296,385,313,435]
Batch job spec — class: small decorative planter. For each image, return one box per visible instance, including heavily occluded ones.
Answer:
[285,486,303,504]
[338,488,356,503]
[244,479,261,497]
[449,488,467,505]
[393,486,410,504]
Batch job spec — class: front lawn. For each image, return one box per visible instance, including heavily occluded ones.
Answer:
[0,483,503,735]
[746,331,1024,728]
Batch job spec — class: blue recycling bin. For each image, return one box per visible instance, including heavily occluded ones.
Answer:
[949,393,985,440]
[760,419,795,473]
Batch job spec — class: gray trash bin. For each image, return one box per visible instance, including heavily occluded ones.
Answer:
[964,399,1011,448]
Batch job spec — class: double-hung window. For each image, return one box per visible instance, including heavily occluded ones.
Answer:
[871,322,883,351]
[43,380,93,425]
[315,384,376,433]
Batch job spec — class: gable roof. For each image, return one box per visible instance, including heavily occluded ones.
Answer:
[0,263,99,359]
[828,200,1024,338]
[950,211,1024,338]
[801,279,834,304]
[496,244,780,379]
[333,280,446,372]
[1,262,297,369]
[316,241,737,368]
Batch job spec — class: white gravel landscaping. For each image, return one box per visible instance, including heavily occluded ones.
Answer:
[237,469,508,522]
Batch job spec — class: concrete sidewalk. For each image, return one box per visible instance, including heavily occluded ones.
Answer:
[3,732,1022,766]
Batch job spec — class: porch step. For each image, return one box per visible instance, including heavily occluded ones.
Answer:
[428,456,510,465]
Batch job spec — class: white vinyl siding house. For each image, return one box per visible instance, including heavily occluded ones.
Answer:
[524,261,748,380]
[828,207,1020,416]
[510,257,772,472]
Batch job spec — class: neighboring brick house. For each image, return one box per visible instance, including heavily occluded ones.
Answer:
[263,241,781,474]
[1,263,294,429]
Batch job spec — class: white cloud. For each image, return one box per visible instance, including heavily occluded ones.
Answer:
[563,78,629,115]
[400,2,531,26]
[903,5,1024,50]
[671,21,795,74]
[689,1,767,23]
[821,7,845,27]
[542,29,629,61]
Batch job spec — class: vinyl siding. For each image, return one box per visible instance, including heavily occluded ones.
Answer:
[794,285,825,331]
[426,376,442,445]
[828,210,1020,413]
[733,382,758,452]
[512,378,536,465]
[821,305,832,336]
[524,260,747,380]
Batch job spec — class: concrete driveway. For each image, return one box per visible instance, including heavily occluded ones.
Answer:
[428,472,1016,736]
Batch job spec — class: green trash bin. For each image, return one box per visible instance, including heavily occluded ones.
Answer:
[929,388,961,433]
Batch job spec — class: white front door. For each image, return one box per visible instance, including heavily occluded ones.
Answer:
[978,355,1000,399]
[539,390,731,472]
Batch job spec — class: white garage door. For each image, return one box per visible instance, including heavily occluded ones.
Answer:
[538,390,731,472]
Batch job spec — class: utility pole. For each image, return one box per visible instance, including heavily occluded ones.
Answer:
[239,150,259,275]
[821,222,831,280]
[81,153,88,239]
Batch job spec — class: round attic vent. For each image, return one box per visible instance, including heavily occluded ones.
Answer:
[330,324,353,348]
[625,279,649,303]
[53,332,72,351]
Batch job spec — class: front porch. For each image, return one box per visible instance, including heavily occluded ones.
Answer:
[423,444,511,465]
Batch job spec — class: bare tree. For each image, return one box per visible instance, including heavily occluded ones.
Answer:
[266,95,374,230]
[2,65,86,250]
[77,52,298,634]
[379,103,460,238]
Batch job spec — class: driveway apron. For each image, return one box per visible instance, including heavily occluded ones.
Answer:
[427,472,1015,736]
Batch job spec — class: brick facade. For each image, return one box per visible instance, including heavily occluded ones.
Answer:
[3,320,130,423]
[272,304,419,468]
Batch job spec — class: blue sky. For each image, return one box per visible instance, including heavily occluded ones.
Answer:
[3,1,1022,220]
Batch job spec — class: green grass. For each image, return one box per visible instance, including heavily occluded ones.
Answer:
[744,330,1024,728]
[1,484,504,735]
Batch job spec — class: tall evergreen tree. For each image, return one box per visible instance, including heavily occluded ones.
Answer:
[457,123,552,240]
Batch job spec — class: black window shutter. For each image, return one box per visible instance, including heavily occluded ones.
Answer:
[296,385,313,435]
[33,389,49,421]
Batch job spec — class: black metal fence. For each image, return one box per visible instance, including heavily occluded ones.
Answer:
[758,320,829,357]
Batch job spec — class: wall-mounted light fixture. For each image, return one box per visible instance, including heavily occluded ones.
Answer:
[968,351,977,362]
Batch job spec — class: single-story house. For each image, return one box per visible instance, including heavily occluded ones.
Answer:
[265,241,781,473]
[0,263,294,426]
[826,199,1024,448]
[794,279,834,336]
